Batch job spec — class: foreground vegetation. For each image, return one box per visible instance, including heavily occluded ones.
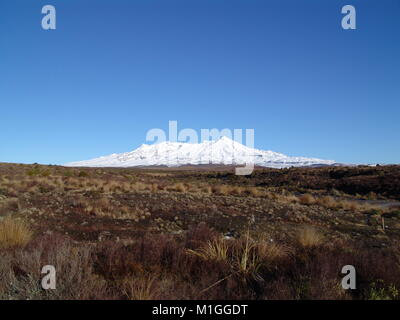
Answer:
[0,163,399,299]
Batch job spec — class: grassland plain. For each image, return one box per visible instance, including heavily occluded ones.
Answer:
[0,163,399,300]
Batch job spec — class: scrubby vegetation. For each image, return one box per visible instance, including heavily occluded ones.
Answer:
[0,163,399,300]
[1,225,400,300]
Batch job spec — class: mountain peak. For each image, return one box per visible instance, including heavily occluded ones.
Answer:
[65,138,335,168]
[216,136,233,142]
[210,136,246,146]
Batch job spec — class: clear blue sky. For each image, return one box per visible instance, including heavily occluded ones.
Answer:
[1,0,399,165]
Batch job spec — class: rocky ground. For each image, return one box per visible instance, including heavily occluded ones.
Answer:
[1,163,399,246]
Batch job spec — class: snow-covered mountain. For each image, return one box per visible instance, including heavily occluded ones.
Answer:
[65,137,335,168]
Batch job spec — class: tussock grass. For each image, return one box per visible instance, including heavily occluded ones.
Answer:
[341,200,368,212]
[296,226,324,248]
[208,185,263,198]
[234,236,263,275]
[122,274,158,300]
[256,240,290,263]
[0,217,33,249]
[173,183,187,193]
[211,185,229,195]
[272,192,386,214]
[298,194,316,205]
[245,187,262,197]
[187,238,229,262]
[316,196,338,209]
[187,232,289,282]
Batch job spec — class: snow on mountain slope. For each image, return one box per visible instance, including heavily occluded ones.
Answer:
[65,136,335,168]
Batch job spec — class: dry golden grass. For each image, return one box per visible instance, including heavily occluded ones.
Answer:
[296,226,324,248]
[229,186,243,196]
[234,236,261,275]
[316,196,338,209]
[298,193,316,205]
[201,185,212,194]
[285,195,300,204]
[256,240,290,262]
[97,197,112,210]
[211,185,229,195]
[244,187,262,197]
[76,196,113,217]
[0,216,33,249]
[341,200,362,211]
[174,183,187,193]
[187,238,229,262]
[122,275,158,300]
[151,183,159,193]
[165,182,186,193]
[208,185,264,197]
[232,232,289,276]
[188,227,289,281]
